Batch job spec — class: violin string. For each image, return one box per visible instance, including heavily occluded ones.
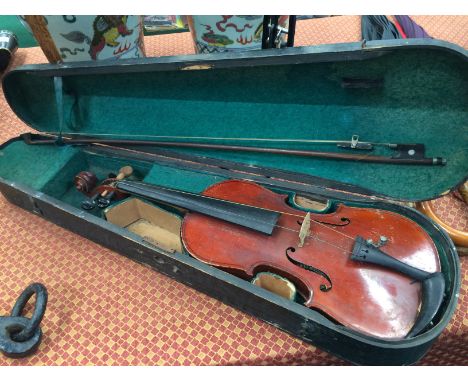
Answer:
[269,209,357,241]
[115,181,358,254]
[273,223,353,253]
[89,144,375,249]
[114,180,359,249]
[108,178,358,260]
[100,145,387,245]
[93,145,386,244]
[276,208,386,241]
[116,179,358,242]
[118,178,355,251]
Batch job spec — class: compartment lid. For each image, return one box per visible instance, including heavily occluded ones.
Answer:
[3,39,467,201]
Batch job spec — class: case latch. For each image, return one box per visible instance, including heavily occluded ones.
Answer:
[29,197,44,216]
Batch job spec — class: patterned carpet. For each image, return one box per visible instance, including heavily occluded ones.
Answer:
[0,16,467,366]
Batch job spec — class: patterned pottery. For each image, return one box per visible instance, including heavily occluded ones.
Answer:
[187,15,289,53]
[24,15,145,63]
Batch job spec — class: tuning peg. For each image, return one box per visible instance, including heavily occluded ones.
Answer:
[116,166,133,180]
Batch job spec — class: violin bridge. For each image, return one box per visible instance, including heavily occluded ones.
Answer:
[298,212,311,247]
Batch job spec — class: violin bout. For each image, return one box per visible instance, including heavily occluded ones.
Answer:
[181,180,442,339]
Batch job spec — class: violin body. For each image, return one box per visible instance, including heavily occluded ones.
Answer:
[182,180,440,339]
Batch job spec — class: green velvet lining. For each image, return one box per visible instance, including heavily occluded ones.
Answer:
[0,141,228,217]
[143,164,228,193]
[0,143,78,191]
[3,46,467,200]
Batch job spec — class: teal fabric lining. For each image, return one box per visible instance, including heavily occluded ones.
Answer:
[2,47,467,200]
[143,164,228,193]
[0,142,230,218]
[0,143,78,191]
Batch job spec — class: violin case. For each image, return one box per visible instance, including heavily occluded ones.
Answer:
[0,38,466,365]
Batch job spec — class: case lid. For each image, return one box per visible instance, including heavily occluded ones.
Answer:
[3,39,467,201]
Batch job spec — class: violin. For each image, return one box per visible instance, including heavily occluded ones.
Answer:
[74,174,444,339]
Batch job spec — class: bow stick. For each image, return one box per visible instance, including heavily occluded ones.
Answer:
[21,133,446,166]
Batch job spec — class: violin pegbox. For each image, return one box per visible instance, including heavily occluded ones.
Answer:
[74,166,134,210]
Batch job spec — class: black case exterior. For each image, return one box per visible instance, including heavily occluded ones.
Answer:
[0,39,464,365]
[0,155,460,365]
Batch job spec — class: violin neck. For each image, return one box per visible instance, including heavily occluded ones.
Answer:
[115,180,280,235]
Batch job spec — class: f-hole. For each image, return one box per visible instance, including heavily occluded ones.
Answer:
[285,247,332,292]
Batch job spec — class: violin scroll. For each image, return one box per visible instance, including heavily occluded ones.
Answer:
[75,166,134,210]
[74,171,98,194]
